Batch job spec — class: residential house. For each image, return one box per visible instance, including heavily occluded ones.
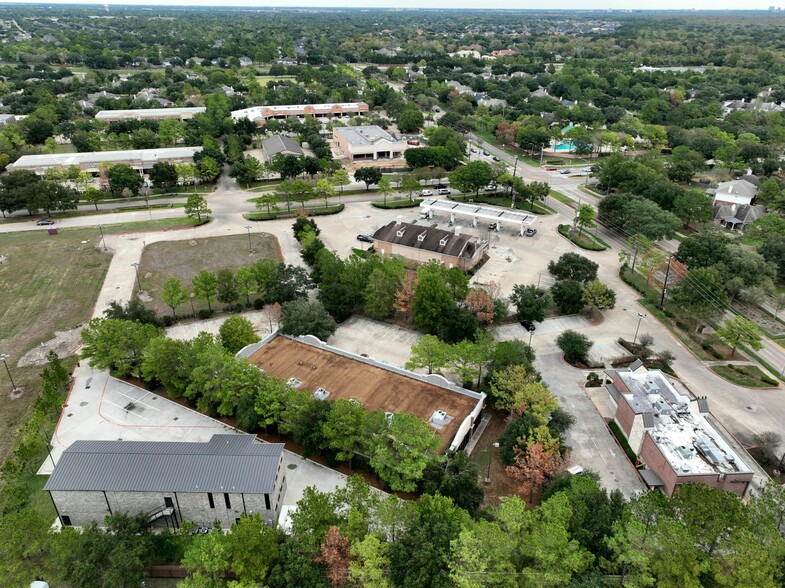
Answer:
[708,179,758,207]
[713,203,766,230]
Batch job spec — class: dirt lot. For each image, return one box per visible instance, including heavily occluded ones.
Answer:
[136,234,282,315]
[468,408,519,507]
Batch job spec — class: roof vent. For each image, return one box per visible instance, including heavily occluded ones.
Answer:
[313,387,330,400]
[286,377,302,389]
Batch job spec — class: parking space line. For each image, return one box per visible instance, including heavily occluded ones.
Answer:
[102,399,151,421]
[111,388,161,411]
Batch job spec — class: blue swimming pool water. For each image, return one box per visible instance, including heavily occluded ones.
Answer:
[553,140,575,152]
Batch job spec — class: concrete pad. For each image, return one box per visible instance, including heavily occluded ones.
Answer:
[328,316,423,368]
[165,309,276,341]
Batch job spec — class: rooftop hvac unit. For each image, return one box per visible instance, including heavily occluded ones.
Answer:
[313,387,330,400]
[286,377,302,389]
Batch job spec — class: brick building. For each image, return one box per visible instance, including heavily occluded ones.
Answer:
[231,102,369,127]
[332,125,408,162]
[604,362,753,497]
[44,434,286,529]
[372,220,486,271]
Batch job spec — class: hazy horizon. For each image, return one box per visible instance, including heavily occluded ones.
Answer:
[0,1,782,11]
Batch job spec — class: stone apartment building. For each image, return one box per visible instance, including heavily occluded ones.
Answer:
[44,434,286,529]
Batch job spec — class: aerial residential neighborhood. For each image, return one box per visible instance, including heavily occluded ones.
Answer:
[0,4,784,587]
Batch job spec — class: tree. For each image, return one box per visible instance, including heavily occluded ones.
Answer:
[405,334,450,375]
[581,279,616,312]
[81,318,163,377]
[464,288,495,325]
[219,315,260,353]
[216,268,239,304]
[315,526,351,586]
[671,267,727,326]
[506,442,565,503]
[198,156,221,182]
[377,176,393,204]
[490,339,536,376]
[675,230,732,269]
[332,168,350,195]
[226,514,281,584]
[364,261,406,319]
[256,191,279,215]
[281,299,337,341]
[551,280,584,314]
[230,155,263,187]
[509,284,550,323]
[715,316,763,358]
[192,270,218,312]
[315,178,337,209]
[148,161,178,190]
[556,330,593,364]
[673,190,712,229]
[370,412,439,492]
[573,203,596,237]
[83,187,105,211]
[180,528,230,587]
[421,451,484,515]
[618,233,653,272]
[267,537,330,588]
[622,198,681,241]
[355,167,383,190]
[185,193,212,223]
[107,163,143,197]
[412,265,455,334]
[397,103,425,133]
[349,535,392,588]
[548,252,598,283]
[449,161,493,197]
[489,364,558,415]
[161,277,189,318]
[394,272,418,322]
[321,398,368,465]
[0,509,52,587]
[401,176,422,202]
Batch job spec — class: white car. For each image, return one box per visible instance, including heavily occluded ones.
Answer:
[437,188,450,195]
[421,189,433,196]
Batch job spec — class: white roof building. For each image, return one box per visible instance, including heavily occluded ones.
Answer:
[708,179,758,207]
[95,107,205,122]
[332,125,407,162]
[10,147,202,174]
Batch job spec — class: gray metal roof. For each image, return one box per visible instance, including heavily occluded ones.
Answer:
[95,107,205,120]
[262,134,303,158]
[10,147,202,169]
[44,435,283,494]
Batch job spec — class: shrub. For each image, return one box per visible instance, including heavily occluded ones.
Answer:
[196,309,214,320]
[675,321,689,331]
[556,330,593,364]
[161,315,175,327]
[586,372,601,387]
[763,376,779,386]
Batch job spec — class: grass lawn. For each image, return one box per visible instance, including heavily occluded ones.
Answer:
[549,190,574,206]
[136,234,283,315]
[557,224,609,251]
[710,364,779,388]
[255,75,298,84]
[741,234,763,248]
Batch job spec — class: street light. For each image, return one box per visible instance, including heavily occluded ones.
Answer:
[0,353,19,392]
[131,262,142,293]
[97,224,107,251]
[528,325,535,346]
[633,312,647,346]
[244,226,252,253]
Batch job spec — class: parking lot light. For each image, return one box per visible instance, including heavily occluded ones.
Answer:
[0,353,19,392]
[633,312,647,346]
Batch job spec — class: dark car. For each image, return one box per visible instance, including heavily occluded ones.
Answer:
[434,183,448,189]
[492,156,500,162]
[488,222,498,230]
[357,234,374,243]
[560,169,572,175]
[524,228,537,237]
[36,219,55,226]
[520,320,536,332]
[482,150,490,156]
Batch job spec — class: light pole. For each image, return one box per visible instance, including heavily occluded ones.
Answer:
[97,224,107,251]
[528,325,535,346]
[633,312,647,346]
[0,353,19,392]
[189,292,195,316]
[131,262,142,293]
[245,225,252,253]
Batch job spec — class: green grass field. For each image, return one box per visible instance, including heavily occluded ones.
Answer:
[710,364,778,388]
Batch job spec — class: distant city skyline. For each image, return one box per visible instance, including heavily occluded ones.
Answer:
[1,0,782,10]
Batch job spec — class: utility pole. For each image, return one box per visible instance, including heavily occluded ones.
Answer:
[0,353,19,392]
[660,256,672,309]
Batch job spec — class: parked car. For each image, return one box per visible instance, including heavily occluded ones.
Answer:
[492,156,500,162]
[545,167,558,171]
[406,140,420,146]
[470,148,478,153]
[434,183,448,189]
[488,222,498,230]
[36,219,55,226]
[421,189,433,196]
[483,183,497,191]
[482,150,490,156]
[356,234,374,243]
[520,320,536,332]
[524,227,537,237]
[582,167,592,173]
[559,169,572,174]
[437,188,450,195]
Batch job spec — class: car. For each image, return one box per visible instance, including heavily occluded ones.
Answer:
[482,150,490,156]
[437,188,450,195]
[421,189,433,196]
[488,222,498,230]
[356,234,374,243]
[545,167,558,171]
[524,227,537,237]
[520,320,536,332]
[582,167,592,173]
[560,169,572,175]
[483,183,497,191]
[36,219,55,226]
[406,139,420,146]
[434,183,448,189]
[492,156,500,162]
[470,148,478,153]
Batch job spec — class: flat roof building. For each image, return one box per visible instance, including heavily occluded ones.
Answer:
[240,333,486,453]
[604,362,753,497]
[44,434,287,529]
[372,220,486,271]
[9,146,202,174]
[232,102,369,127]
[333,125,408,162]
[95,107,205,122]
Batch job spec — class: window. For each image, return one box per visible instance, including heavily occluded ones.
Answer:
[264,494,271,510]
[61,515,72,527]
[208,493,215,509]
[224,493,231,509]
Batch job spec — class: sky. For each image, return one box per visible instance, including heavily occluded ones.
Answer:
[0,0,780,10]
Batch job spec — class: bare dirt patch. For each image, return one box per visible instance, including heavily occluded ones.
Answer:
[18,327,84,367]
[468,407,519,508]
[136,233,283,315]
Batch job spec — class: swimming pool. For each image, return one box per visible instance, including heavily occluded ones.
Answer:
[553,140,575,152]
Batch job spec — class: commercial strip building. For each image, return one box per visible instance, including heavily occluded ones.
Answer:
[239,333,486,453]
[44,435,287,529]
[419,198,537,236]
[94,107,205,122]
[332,125,408,162]
[9,146,202,174]
[372,219,486,271]
[604,361,753,497]
[231,102,369,126]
